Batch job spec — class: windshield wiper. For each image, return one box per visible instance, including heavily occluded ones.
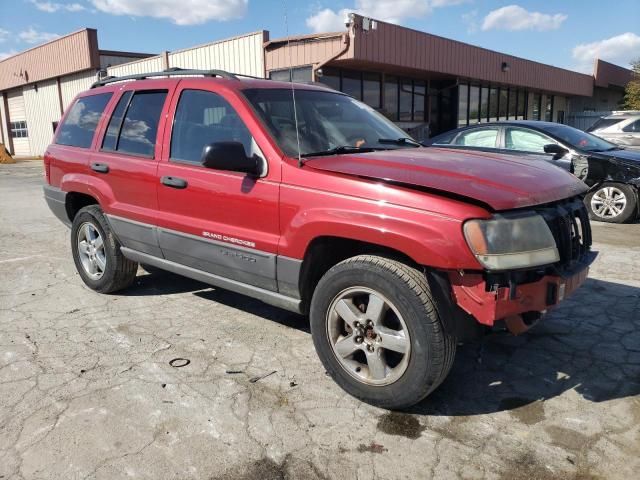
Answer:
[378,137,421,147]
[300,145,380,158]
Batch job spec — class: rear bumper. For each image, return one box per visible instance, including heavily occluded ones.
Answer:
[448,252,597,327]
[43,185,70,227]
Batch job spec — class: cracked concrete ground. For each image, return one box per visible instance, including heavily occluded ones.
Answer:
[1,161,639,480]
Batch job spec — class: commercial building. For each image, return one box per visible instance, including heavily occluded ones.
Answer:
[0,29,150,157]
[0,15,632,157]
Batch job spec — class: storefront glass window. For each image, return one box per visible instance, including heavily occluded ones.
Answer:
[458,84,469,126]
[532,93,541,120]
[399,79,413,121]
[517,90,526,120]
[489,88,499,122]
[363,72,381,109]
[499,89,508,120]
[508,89,517,120]
[479,87,489,122]
[342,70,362,100]
[318,68,340,91]
[469,86,480,124]
[383,76,398,120]
[545,95,554,122]
[413,81,426,122]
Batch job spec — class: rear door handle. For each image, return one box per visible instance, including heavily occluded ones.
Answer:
[161,176,188,189]
[91,162,109,173]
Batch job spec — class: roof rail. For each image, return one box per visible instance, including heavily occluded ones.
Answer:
[90,67,239,88]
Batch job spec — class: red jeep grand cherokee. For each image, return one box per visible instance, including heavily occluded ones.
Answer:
[43,69,595,409]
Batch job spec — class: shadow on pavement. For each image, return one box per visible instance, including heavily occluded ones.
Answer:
[123,268,640,415]
[411,278,640,416]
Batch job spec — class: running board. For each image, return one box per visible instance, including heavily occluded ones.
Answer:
[121,248,303,314]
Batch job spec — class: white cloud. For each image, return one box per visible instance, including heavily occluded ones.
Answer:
[461,9,478,34]
[481,5,567,32]
[306,0,468,33]
[28,1,85,12]
[0,29,10,43]
[572,32,640,73]
[18,27,60,44]
[0,50,18,61]
[90,0,248,26]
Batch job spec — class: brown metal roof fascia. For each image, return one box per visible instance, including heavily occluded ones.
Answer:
[265,33,352,72]
[349,15,594,97]
[0,29,98,91]
[593,59,634,89]
[314,33,351,80]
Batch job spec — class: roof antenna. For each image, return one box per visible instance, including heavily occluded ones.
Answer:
[282,0,303,167]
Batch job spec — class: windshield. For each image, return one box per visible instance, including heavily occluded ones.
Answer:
[586,117,623,132]
[542,123,618,152]
[243,88,415,157]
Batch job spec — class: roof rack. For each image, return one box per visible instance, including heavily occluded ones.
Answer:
[91,67,239,88]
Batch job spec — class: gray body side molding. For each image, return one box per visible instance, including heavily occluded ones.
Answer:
[43,185,71,227]
[121,248,303,314]
[106,215,304,308]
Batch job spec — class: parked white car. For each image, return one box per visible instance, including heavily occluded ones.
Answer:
[587,111,640,148]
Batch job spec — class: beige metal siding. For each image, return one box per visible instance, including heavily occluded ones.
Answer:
[168,31,267,77]
[60,70,97,110]
[23,80,61,156]
[106,55,166,77]
[7,89,30,156]
[265,34,347,72]
[100,54,148,69]
[0,29,99,91]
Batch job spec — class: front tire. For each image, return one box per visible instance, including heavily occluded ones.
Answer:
[71,205,138,293]
[585,183,637,223]
[309,255,456,409]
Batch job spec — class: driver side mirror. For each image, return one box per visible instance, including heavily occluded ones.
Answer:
[543,143,568,159]
[201,142,260,177]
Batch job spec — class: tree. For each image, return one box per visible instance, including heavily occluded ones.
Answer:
[622,58,640,110]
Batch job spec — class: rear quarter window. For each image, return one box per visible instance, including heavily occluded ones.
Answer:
[55,93,113,148]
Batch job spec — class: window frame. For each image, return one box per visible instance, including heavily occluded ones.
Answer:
[622,119,640,133]
[168,88,267,175]
[98,89,168,160]
[10,121,28,138]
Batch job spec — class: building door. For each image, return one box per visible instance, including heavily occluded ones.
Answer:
[428,81,457,137]
[7,89,30,157]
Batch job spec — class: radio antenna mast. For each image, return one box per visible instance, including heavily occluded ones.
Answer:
[282,0,303,167]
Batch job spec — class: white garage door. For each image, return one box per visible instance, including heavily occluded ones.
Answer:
[7,89,31,157]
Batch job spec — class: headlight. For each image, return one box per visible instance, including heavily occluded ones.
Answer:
[463,213,559,270]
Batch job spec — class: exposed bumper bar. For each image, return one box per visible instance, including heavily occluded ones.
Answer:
[448,252,597,326]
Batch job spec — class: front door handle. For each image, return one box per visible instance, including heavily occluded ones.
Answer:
[161,176,188,189]
[91,162,109,173]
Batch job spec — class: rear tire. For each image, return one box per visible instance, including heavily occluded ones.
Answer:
[71,205,138,293]
[310,255,456,410]
[585,183,637,223]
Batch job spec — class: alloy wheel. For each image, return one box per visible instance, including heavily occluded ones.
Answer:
[326,287,410,386]
[76,222,106,280]
[590,186,627,219]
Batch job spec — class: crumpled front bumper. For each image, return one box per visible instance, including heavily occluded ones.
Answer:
[448,251,597,327]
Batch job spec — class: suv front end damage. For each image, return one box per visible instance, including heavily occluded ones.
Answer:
[449,196,596,333]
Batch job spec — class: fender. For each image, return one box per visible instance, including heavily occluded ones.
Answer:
[60,172,116,211]
[279,202,482,270]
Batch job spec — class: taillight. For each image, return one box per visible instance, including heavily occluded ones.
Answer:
[43,151,51,183]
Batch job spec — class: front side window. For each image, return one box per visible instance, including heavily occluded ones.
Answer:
[56,93,112,148]
[116,91,167,157]
[243,88,413,157]
[505,127,553,153]
[454,128,499,148]
[170,89,255,164]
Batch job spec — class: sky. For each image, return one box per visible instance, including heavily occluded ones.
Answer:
[1,0,639,74]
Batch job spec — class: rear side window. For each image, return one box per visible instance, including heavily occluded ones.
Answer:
[102,91,133,151]
[586,118,622,132]
[102,90,167,157]
[622,119,640,133]
[56,93,112,148]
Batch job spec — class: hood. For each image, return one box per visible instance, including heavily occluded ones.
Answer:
[304,147,588,211]
[593,148,640,166]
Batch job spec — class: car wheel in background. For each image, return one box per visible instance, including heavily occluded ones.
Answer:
[585,183,637,223]
[310,255,456,410]
[71,205,138,293]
